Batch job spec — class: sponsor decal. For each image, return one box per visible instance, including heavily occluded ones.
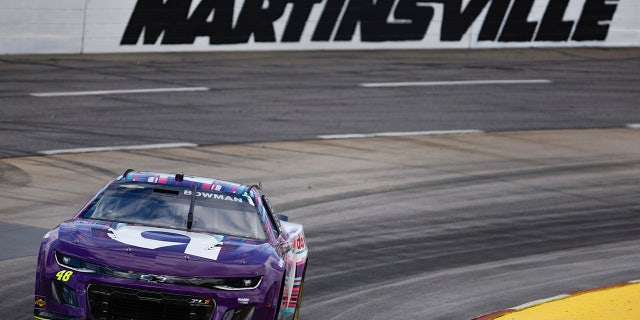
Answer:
[190,298,213,305]
[183,190,245,203]
[119,184,146,189]
[294,235,306,252]
[121,0,618,45]
[34,296,46,309]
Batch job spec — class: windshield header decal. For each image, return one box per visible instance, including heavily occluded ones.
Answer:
[183,190,247,204]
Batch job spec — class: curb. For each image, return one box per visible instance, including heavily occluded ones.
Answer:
[472,279,640,320]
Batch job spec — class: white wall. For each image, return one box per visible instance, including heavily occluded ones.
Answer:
[0,0,85,54]
[1,0,638,55]
[608,0,640,45]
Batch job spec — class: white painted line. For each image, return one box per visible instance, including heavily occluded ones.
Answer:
[374,130,484,137]
[318,129,483,140]
[30,87,209,97]
[40,142,198,155]
[626,123,640,129]
[360,79,552,88]
[318,133,373,139]
[512,294,570,310]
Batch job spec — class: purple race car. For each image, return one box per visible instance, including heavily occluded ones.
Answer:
[34,170,308,320]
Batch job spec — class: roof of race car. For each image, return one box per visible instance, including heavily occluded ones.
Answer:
[120,170,252,195]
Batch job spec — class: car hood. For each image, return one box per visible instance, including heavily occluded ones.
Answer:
[54,220,275,277]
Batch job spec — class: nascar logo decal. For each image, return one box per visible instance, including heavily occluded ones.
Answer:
[107,225,224,260]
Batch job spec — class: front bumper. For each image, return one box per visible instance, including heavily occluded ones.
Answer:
[34,267,279,320]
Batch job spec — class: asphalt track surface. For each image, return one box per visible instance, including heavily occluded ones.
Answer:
[1,48,640,320]
[1,48,640,157]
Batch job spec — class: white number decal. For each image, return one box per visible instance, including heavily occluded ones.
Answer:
[108,225,223,260]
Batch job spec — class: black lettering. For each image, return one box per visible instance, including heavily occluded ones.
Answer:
[337,0,379,41]
[122,0,619,46]
[441,0,490,41]
[477,0,510,41]
[334,0,394,41]
[572,0,618,41]
[312,0,346,41]
[388,0,433,41]
[499,0,537,42]
[282,0,323,42]
[122,0,290,45]
[535,0,573,41]
[186,0,238,44]
[235,0,288,42]
[334,0,432,41]
[121,0,192,45]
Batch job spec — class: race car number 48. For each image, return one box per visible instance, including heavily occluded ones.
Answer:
[56,270,73,282]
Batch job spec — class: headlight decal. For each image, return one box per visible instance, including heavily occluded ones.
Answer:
[55,252,99,273]
[213,276,262,291]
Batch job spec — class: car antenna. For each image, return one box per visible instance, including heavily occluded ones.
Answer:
[122,169,135,179]
[187,183,196,230]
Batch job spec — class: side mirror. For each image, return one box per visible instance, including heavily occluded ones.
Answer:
[278,214,289,222]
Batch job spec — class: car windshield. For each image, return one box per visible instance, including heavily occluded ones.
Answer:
[80,182,266,240]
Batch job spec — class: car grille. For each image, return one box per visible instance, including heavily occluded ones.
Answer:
[87,284,215,320]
